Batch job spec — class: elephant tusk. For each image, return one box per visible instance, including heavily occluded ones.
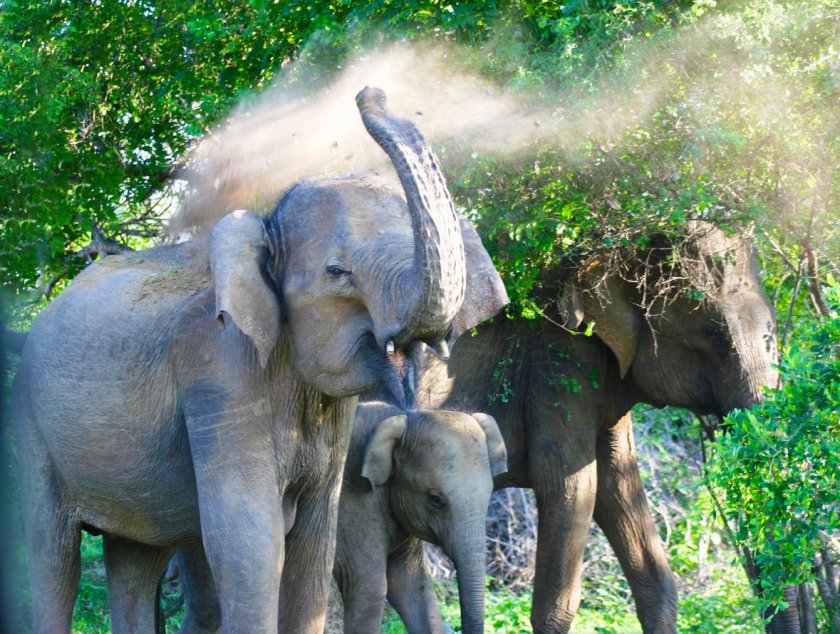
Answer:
[430,339,450,360]
[386,340,395,355]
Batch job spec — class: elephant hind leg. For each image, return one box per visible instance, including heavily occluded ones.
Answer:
[594,413,677,634]
[15,412,82,632]
[172,544,222,633]
[103,536,174,634]
[25,510,82,633]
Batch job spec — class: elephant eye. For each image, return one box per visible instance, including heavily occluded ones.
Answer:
[427,492,446,509]
[326,264,351,278]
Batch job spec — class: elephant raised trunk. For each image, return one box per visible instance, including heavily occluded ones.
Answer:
[356,87,466,346]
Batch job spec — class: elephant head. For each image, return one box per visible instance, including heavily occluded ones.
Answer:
[362,409,507,634]
[560,221,778,416]
[209,87,508,407]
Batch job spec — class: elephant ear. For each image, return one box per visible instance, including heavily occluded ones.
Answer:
[361,414,408,488]
[209,209,281,369]
[559,261,641,380]
[471,412,508,477]
[448,214,510,343]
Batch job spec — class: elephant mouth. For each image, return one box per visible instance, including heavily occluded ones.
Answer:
[357,333,420,409]
[383,344,418,410]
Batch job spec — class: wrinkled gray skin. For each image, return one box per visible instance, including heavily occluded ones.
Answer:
[417,223,779,634]
[169,402,508,634]
[10,88,508,634]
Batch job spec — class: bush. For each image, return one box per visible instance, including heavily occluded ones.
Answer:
[707,281,840,621]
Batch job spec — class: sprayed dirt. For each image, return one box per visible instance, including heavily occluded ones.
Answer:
[168,16,834,239]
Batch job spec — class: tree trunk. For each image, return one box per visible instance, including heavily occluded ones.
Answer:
[764,585,802,634]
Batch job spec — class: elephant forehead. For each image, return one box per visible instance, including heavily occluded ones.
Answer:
[408,411,486,457]
[281,176,411,240]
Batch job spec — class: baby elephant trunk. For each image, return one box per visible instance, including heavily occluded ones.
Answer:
[445,525,487,634]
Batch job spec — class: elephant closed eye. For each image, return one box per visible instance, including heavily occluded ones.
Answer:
[427,491,447,509]
[326,264,352,278]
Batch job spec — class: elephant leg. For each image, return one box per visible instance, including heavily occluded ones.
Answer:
[187,407,285,632]
[594,413,677,634]
[278,486,341,634]
[102,535,174,634]
[15,415,81,633]
[333,536,388,633]
[25,513,81,634]
[173,544,222,634]
[197,492,284,632]
[386,539,446,634]
[334,555,388,634]
[529,432,598,633]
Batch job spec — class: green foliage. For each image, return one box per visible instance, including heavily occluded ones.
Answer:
[708,281,840,613]
[0,0,354,293]
[73,536,109,634]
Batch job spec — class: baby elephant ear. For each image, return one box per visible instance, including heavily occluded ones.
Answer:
[209,210,281,369]
[471,412,508,477]
[361,414,408,488]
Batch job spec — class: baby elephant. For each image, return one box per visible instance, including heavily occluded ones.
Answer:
[336,402,507,634]
[170,402,506,634]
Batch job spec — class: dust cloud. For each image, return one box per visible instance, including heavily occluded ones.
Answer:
[168,38,679,235]
[169,9,837,237]
[170,42,526,234]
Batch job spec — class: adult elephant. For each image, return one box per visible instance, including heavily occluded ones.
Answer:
[11,87,508,633]
[417,222,779,634]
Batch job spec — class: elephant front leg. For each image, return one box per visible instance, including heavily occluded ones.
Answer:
[594,413,677,634]
[187,403,287,632]
[197,487,285,632]
[278,485,342,634]
[190,454,285,631]
[102,536,174,634]
[385,539,446,634]
[529,440,598,633]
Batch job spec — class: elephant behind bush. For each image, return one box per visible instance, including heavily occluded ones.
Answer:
[418,222,779,633]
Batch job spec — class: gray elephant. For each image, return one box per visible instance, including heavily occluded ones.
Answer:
[338,402,507,634]
[169,402,508,634]
[417,222,779,633]
[10,87,508,633]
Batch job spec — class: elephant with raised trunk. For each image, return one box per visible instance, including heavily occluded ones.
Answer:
[418,222,778,633]
[11,87,508,633]
[169,402,508,634]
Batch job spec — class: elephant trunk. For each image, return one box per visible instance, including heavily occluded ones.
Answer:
[356,87,466,344]
[444,526,487,634]
[723,299,779,414]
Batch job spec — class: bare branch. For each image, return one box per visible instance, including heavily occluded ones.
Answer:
[761,229,800,275]
[801,241,833,318]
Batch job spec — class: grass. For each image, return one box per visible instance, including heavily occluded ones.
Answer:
[10,529,757,634]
